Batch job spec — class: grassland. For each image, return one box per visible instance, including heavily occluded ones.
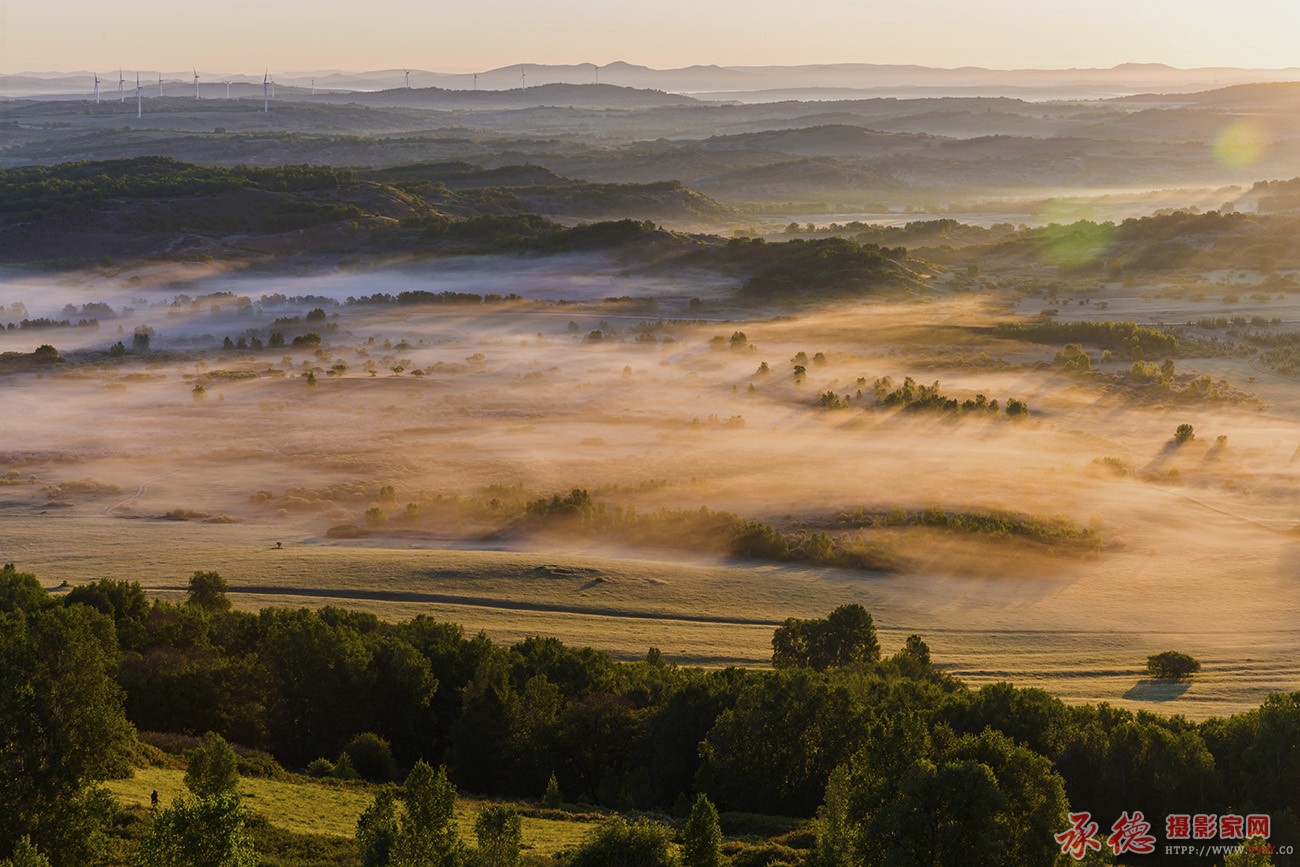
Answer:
[105,766,603,855]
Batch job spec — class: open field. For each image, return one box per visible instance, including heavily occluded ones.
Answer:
[105,766,602,854]
[3,258,1298,720]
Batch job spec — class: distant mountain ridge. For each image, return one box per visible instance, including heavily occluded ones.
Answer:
[6,61,1300,100]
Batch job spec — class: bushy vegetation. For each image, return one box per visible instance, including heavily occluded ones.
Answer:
[1147,651,1202,680]
[5,564,1300,865]
[0,157,353,221]
[726,236,912,299]
[993,320,1179,359]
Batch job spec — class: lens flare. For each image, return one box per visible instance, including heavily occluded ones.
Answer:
[1036,200,1114,268]
[1213,119,1269,169]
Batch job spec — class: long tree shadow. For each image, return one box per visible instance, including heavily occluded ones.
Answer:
[1123,679,1191,702]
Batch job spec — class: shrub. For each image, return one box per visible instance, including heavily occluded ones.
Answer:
[343,732,398,782]
[305,758,335,778]
[184,733,239,798]
[568,818,676,867]
[473,806,522,867]
[1174,424,1195,445]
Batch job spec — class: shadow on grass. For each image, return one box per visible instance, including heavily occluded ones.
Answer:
[1123,678,1191,702]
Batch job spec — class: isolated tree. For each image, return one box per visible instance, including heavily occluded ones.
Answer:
[186,571,230,612]
[1174,423,1196,445]
[1147,651,1201,680]
[184,733,239,799]
[133,794,256,867]
[681,794,722,867]
[473,806,522,867]
[542,772,563,808]
[390,761,466,867]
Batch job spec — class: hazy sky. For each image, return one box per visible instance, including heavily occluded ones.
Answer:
[4,0,1300,74]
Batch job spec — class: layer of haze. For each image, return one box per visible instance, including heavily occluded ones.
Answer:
[5,0,1300,74]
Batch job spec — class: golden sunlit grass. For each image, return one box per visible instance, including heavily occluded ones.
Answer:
[104,766,602,854]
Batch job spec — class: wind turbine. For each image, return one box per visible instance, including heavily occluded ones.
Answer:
[118,69,125,102]
[158,73,163,97]
[225,80,230,99]
[193,68,200,100]
[263,70,269,112]
[93,72,101,104]
[520,65,526,89]
[310,77,315,96]
[594,64,599,85]
[473,73,478,91]
[135,72,142,118]
[404,68,411,89]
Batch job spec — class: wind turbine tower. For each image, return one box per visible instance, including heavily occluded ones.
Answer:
[193,69,200,99]
[158,73,163,97]
[225,81,231,99]
[594,65,599,85]
[310,77,315,96]
[404,68,411,89]
[520,65,526,89]
[473,73,478,91]
[93,72,101,104]
[118,69,125,102]
[263,71,269,112]
[135,72,142,118]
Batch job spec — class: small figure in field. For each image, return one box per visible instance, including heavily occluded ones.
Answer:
[274,542,282,549]
[150,789,159,808]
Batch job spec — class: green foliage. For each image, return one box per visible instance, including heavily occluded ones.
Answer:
[1174,423,1196,445]
[1223,837,1276,866]
[1147,650,1201,680]
[771,605,880,672]
[0,594,132,865]
[993,319,1178,359]
[185,733,240,799]
[0,157,353,220]
[390,762,466,867]
[542,773,563,809]
[186,571,231,612]
[568,818,677,867]
[342,733,398,782]
[681,794,722,867]
[133,793,257,867]
[355,787,398,867]
[806,765,852,867]
[472,806,522,867]
[1053,342,1092,371]
[0,837,49,867]
[839,718,1069,867]
[734,236,910,299]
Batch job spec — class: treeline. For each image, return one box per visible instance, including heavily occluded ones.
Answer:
[0,156,354,220]
[992,319,1179,359]
[343,290,525,307]
[409,214,664,254]
[720,237,912,299]
[4,564,1297,866]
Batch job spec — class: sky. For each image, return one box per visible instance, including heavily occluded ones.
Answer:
[4,0,1300,74]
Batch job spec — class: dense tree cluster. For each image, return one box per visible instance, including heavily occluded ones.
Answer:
[3,564,1299,864]
[0,157,353,221]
